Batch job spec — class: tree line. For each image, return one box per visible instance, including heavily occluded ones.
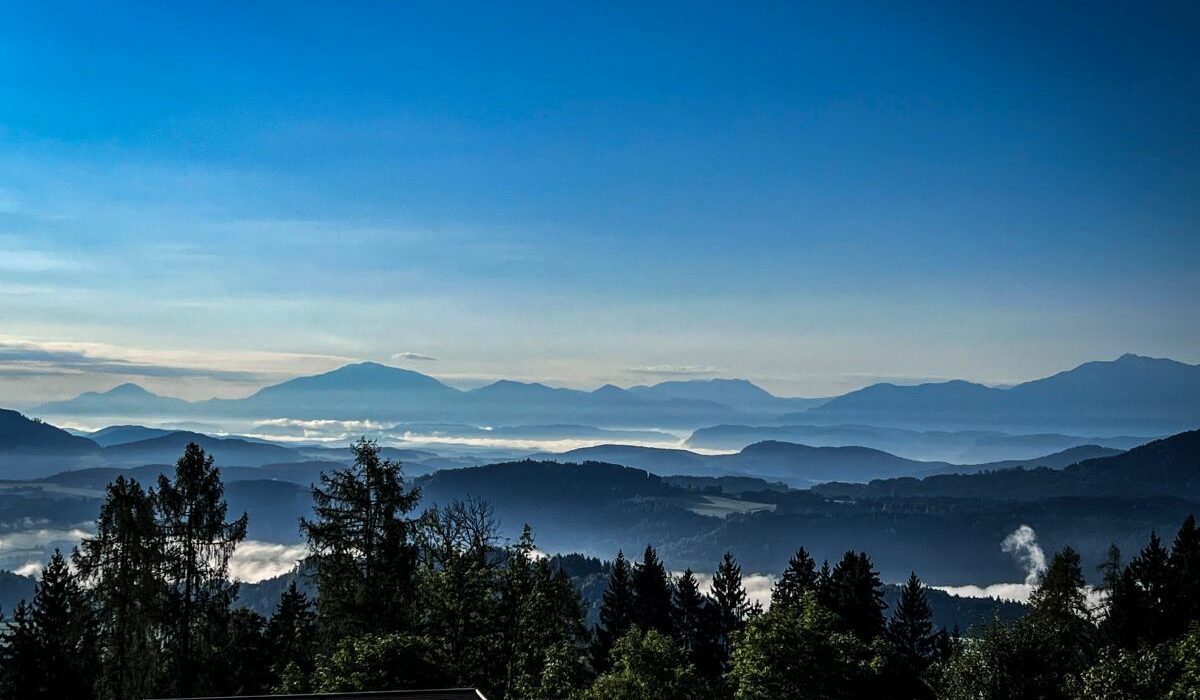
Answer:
[0,438,1197,699]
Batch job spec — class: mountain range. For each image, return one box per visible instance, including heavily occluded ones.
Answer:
[32,354,1200,435]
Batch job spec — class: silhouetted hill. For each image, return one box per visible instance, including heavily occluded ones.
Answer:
[0,409,103,477]
[84,424,178,447]
[539,440,954,485]
[102,431,301,467]
[37,383,193,416]
[813,429,1200,502]
[804,355,1200,434]
[0,409,99,454]
[922,444,1123,476]
[686,423,1147,463]
[628,379,825,413]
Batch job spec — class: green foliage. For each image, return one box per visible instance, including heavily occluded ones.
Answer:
[578,628,706,700]
[594,550,634,670]
[155,441,248,696]
[729,593,875,700]
[221,607,272,695]
[294,632,448,693]
[302,437,422,638]
[266,580,318,688]
[771,547,817,610]
[631,545,674,636]
[711,550,749,665]
[826,550,887,641]
[1068,645,1176,700]
[74,475,163,700]
[498,527,589,699]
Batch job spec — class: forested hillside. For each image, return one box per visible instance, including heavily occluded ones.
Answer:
[2,440,1198,699]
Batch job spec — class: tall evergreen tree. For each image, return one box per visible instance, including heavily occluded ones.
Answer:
[631,545,673,636]
[1127,531,1172,645]
[155,442,248,697]
[887,572,936,673]
[710,551,748,663]
[1168,514,1200,634]
[221,608,272,695]
[301,438,421,638]
[593,551,634,670]
[827,550,886,640]
[28,551,97,699]
[772,546,817,610]
[0,601,41,700]
[672,569,705,655]
[75,475,164,700]
[266,580,318,687]
[500,530,588,699]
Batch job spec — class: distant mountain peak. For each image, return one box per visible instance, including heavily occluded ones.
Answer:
[105,382,157,396]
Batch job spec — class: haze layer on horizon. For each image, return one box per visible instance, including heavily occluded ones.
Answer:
[1,1,1198,404]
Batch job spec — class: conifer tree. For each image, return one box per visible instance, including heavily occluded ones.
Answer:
[887,572,936,671]
[0,601,41,699]
[827,550,886,640]
[266,580,318,687]
[593,550,634,670]
[302,438,421,638]
[29,550,97,699]
[75,475,164,700]
[772,546,817,610]
[155,442,248,697]
[672,568,705,654]
[1128,531,1172,645]
[221,608,272,695]
[631,545,673,636]
[1168,514,1200,634]
[711,551,748,663]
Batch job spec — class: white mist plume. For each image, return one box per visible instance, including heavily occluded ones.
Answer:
[1001,524,1046,586]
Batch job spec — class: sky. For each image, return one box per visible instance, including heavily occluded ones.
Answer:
[1,0,1198,404]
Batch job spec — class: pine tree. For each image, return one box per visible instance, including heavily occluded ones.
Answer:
[711,551,748,663]
[772,547,817,610]
[827,550,886,640]
[221,608,272,695]
[266,580,317,686]
[672,569,705,655]
[593,551,634,670]
[301,438,421,638]
[631,545,673,636]
[28,550,98,699]
[75,475,164,700]
[502,539,588,699]
[156,442,248,697]
[1128,531,1172,645]
[0,601,41,699]
[888,572,936,670]
[1168,514,1200,634]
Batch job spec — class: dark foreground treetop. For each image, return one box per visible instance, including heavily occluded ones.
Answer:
[150,689,489,700]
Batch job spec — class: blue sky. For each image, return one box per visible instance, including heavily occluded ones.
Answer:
[1,1,1197,402]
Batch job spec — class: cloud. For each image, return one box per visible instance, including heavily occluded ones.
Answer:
[392,351,438,362]
[0,340,264,383]
[691,571,775,609]
[0,249,83,273]
[624,365,726,377]
[1002,525,1047,586]
[228,540,308,583]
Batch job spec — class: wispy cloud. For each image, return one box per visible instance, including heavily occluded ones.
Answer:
[0,249,84,273]
[392,351,438,362]
[623,365,726,377]
[0,340,263,382]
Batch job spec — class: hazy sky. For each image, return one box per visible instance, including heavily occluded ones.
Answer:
[2,1,1198,403]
